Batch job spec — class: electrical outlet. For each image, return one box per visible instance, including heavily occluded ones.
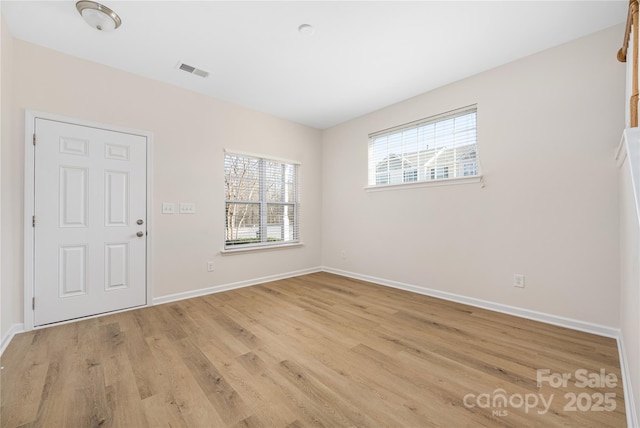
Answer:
[513,274,525,288]
[207,261,214,272]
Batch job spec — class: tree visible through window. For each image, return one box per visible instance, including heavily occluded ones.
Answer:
[368,106,478,187]
[224,152,299,249]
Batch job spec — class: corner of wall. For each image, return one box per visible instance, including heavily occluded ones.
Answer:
[0,5,16,342]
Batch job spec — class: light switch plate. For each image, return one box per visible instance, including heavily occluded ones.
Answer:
[180,202,196,214]
[162,203,175,214]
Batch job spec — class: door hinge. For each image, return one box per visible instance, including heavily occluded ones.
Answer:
[32,215,35,227]
[33,134,36,146]
[32,297,35,310]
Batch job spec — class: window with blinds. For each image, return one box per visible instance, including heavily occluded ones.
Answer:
[368,105,478,187]
[224,152,299,249]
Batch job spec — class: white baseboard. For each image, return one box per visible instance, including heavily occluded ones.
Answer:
[152,267,323,305]
[617,331,639,428]
[1,323,24,357]
[322,267,619,338]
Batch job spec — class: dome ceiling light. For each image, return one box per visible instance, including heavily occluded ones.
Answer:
[76,1,122,32]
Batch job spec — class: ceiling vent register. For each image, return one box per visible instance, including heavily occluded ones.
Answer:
[177,62,209,78]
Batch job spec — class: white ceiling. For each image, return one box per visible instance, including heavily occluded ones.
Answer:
[1,1,628,129]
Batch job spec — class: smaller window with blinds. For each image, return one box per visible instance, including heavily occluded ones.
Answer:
[368,105,479,188]
[224,151,299,250]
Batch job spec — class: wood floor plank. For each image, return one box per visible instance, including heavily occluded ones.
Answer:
[176,337,251,426]
[1,272,627,427]
[141,392,190,428]
[0,332,49,427]
[43,324,91,427]
[145,334,227,428]
[70,319,111,427]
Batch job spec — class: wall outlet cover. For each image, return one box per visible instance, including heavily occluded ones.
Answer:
[513,274,525,288]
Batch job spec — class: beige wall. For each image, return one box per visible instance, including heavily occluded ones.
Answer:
[322,24,625,327]
[2,38,323,331]
[619,142,640,424]
[1,12,15,340]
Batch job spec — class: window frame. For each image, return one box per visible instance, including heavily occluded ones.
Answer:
[366,105,482,191]
[223,150,301,253]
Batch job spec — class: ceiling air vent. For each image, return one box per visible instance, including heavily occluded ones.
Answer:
[177,62,210,78]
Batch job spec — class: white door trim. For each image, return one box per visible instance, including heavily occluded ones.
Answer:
[23,110,154,331]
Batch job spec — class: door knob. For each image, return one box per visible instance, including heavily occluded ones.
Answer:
[136,231,144,237]
[137,219,144,225]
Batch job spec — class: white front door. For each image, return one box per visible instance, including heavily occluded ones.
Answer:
[33,118,147,326]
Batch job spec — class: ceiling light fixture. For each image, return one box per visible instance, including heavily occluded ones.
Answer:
[76,1,122,32]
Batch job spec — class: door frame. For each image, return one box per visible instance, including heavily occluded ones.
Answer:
[23,110,154,331]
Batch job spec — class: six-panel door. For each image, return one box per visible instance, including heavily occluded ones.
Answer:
[34,118,147,326]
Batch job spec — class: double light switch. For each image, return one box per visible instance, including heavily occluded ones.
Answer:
[162,202,196,214]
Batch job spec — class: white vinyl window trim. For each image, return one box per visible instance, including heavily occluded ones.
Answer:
[367,105,481,191]
[223,150,300,252]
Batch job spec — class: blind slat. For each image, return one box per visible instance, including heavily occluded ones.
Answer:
[368,106,478,186]
[225,152,300,248]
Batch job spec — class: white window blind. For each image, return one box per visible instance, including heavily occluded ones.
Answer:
[224,152,299,249]
[368,105,478,187]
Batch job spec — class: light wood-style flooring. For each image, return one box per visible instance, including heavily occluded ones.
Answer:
[1,272,627,427]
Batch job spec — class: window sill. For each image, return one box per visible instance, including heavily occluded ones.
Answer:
[364,175,483,192]
[220,242,304,255]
